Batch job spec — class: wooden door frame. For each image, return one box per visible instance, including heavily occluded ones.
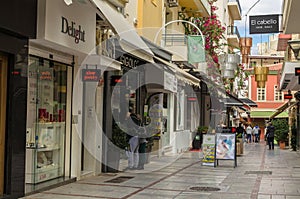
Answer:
[0,54,7,195]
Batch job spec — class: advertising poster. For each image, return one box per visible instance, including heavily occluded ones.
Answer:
[216,133,235,160]
[202,134,216,166]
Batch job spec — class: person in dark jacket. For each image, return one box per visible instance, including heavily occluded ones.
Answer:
[266,122,275,150]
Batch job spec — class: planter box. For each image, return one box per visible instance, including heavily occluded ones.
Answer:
[279,141,286,149]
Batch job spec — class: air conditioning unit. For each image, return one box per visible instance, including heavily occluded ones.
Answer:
[168,0,178,7]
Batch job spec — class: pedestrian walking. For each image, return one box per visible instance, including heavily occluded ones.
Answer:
[253,125,260,143]
[266,122,275,150]
[246,124,253,143]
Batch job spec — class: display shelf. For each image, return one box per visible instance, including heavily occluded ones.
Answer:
[25,122,65,184]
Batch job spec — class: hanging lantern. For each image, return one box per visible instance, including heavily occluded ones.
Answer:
[254,66,269,88]
[239,37,252,64]
[219,54,240,78]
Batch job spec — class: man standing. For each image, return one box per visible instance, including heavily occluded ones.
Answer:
[266,122,275,150]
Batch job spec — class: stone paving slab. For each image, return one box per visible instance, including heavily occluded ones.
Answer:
[23,142,300,199]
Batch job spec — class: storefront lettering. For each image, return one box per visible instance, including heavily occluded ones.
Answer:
[40,71,52,80]
[251,19,277,25]
[61,16,85,44]
[120,55,139,69]
[82,69,101,82]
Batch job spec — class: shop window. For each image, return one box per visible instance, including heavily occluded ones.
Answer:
[25,56,69,184]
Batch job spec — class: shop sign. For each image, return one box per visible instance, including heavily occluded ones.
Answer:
[202,134,216,167]
[82,69,101,82]
[119,55,140,69]
[249,15,279,34]
[187,97,197,102]
[61,16,85,44]
[37,0,96,54]
[40,71,52,80]
[295,67,300,76]
[284,94,293,99]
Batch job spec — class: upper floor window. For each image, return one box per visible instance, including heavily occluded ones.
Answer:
[257,87,266,101]
[274,85,283,101]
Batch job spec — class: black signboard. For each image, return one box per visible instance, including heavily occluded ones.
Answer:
[284,94,293,100]
[249,15,279,34]
[295,67,300,76]
[82,69,101,82]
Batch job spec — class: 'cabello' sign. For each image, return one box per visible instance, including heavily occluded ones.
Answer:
[249,15,279,34]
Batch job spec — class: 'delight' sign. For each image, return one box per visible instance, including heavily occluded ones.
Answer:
[249,14,279,34]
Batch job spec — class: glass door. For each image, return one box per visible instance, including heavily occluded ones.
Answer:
[26,57,68,184]
[0,53,8,195]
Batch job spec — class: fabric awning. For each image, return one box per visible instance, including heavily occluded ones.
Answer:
[223,93,243,108]
[239,98,257,107]
[269,101,297,119]
[251,111,288,119]
[91,0,154,63]
[153,56,200,87]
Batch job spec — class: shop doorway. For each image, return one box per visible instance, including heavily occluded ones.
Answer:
[0,54,8,196]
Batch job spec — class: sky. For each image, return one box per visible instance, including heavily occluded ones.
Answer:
[235,0,284,54]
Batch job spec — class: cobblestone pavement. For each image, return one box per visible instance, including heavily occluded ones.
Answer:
[22,141,300,199]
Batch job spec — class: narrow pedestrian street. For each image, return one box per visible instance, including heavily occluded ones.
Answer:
[23,141,300,199]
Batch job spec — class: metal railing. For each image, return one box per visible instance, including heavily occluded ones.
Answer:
[227,26,240,38]
[162,34,187,46]
[228,0,242,16]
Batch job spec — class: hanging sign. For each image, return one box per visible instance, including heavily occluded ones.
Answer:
[284,94,293,99]
[82,69,101,82]
[295,67,300,76]
[249,15,279,34]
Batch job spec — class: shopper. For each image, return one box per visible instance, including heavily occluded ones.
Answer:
[126,110,141,170]
[246,124,253,143]
[236,123,245,141]
[253,125,260,143]
[137,137,147,170]
[266,122,275,150]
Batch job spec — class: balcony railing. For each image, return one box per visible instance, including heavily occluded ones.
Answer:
[227,26,240,38]
[162,34,187,46]
[228,0,242,16]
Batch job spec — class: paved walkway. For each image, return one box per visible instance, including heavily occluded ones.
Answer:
[23,141,300,199]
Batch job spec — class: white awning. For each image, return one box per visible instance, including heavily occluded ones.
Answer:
[154,56,200,87]
[82,53,121,71]
[91,0,154,63]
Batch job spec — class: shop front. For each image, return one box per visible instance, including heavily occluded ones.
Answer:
[0,0,37,198]
[26,0,97,193]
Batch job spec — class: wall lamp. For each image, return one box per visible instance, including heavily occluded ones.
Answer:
[288,39,300,60]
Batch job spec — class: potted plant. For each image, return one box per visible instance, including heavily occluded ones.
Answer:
[273,119,289,149]
[192,126,208,149]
